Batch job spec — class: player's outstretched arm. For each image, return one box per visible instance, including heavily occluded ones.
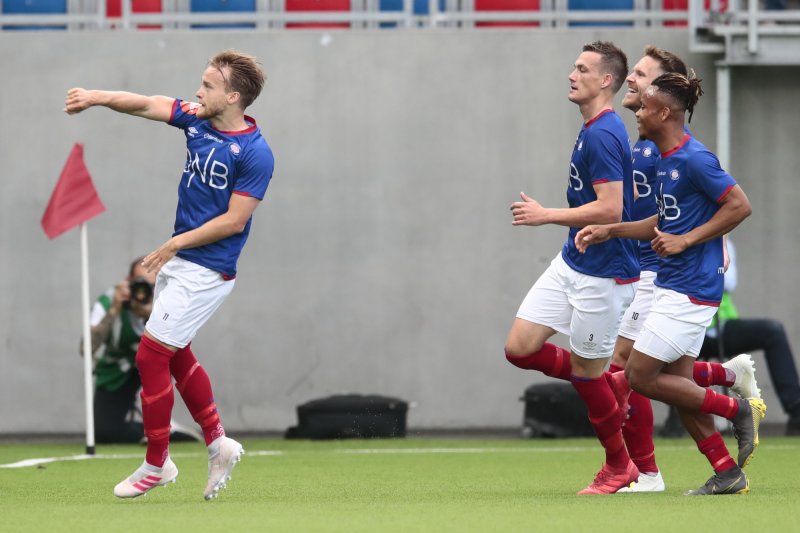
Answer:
[64,88,174,122]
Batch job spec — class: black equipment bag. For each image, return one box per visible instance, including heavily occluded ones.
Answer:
[521,382,595,438]
[285,394,408,439]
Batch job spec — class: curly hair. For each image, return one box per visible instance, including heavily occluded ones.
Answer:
[650,71,704,123]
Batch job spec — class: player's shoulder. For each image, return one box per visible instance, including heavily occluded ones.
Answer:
[683,140,725,177]
[684,138,717,164]
[241,131,273,156]
[586,112,627,140]
[237,132,275,171]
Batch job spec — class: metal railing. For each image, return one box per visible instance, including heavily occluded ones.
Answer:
[688,0,800,54]
[1,0,798,32]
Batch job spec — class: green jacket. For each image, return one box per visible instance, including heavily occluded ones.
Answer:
[93,291,143,392]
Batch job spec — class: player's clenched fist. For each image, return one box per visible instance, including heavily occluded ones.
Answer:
[64,88,94,114]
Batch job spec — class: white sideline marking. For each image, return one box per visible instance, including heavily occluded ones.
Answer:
[0,453,142,469]
[0,450,282,469]
[246,450,284,457]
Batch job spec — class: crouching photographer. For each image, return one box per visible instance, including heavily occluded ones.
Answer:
[81,256,200,443]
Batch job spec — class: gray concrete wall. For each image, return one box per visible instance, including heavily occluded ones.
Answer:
[1,29,797,434]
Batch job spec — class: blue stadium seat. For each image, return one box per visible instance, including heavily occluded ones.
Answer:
[568,0,633,27]
[2,0,67,30]
[190,0,256,29]
[379,0,445,28]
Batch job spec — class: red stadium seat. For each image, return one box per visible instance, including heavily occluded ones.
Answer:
[285,0,350,29]
[663,0,728,27]
[106,0,162,29]
[475,0,540,28]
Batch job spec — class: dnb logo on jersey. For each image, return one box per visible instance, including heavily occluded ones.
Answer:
[180,101,202,115]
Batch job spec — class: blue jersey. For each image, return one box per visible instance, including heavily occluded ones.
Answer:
[561,110,639,283]
[168,99,275,278]
[631,138,660,272]
[654,135,736,305]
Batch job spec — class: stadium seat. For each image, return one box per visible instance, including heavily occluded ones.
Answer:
[379,0,445,28]
[474,0,540,28]
[106,0,162,29]
[190,0,256,29]
[2,0,67,30]
[662,0,729,27]
[567,0,633,27]
[285,0,350,29]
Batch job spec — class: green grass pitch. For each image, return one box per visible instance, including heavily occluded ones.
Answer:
[1,437,799,532]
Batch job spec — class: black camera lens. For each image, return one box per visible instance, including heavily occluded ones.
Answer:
[129,277,154,304]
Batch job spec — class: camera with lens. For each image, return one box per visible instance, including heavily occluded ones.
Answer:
[128,277,154,305]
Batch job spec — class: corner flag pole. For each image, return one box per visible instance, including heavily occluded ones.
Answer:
[80,222,96,455]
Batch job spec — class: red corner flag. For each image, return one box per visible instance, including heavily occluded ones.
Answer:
[41,143,106,240]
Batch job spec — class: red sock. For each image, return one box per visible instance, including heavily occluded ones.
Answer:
[505,343,572,381]
[603,363,624,390]
[693,361,735,387]
[171,344,225,445]
[623,392,658,473]
[136,336,175,467]
[699,388,740,419]
[605,366,657,473]
[571,375,630,469]
[697,432,737,473]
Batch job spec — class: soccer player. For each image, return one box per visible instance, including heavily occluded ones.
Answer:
[576,73,766,495]
[505,41,641,494]
[611,47,760,493]
[64,50,274,500]
[84,256,200,444]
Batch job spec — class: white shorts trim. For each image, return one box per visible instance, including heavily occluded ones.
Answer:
[516,253,636,359]
[633,286,718,364]
[617,270,657,341]
[146,257,235,348]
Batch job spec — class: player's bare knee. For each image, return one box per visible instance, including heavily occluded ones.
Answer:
[504,341,543,363]
[610,350,629,369]
[625,368,649,396]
